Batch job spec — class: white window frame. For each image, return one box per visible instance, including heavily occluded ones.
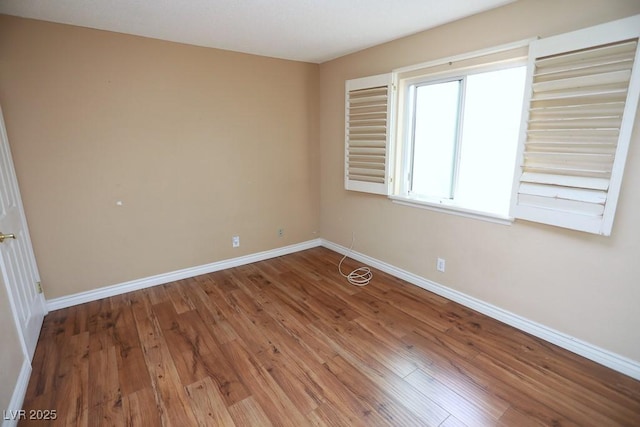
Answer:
[390,39,532,223]
[399,74,465,200]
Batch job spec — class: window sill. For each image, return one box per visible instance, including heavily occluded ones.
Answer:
[389,195,514,225]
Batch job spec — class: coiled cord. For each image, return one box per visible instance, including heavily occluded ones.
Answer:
[338,234,373,286]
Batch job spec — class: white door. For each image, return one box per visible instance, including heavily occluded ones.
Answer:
[0,105,47,361]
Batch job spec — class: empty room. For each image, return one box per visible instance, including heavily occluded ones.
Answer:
[1,0,640,425]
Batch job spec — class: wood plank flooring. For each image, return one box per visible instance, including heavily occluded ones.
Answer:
[20,247,640,426]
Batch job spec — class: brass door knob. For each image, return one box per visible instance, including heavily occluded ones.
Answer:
[0,232,16,243]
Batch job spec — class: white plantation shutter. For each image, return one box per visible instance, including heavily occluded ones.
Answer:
[512,15,640,236]
[345,73,394,195]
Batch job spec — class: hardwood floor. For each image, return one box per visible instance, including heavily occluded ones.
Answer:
[20,247,640,426]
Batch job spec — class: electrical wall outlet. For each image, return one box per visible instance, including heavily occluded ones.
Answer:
[278,228,284,237]
[437,257,446,272]
[232,236,240,247]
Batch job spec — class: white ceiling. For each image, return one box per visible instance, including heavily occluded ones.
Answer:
[0,0,516,63]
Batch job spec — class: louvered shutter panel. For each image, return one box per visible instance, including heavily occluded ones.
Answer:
[345,73,393,195]
[512,15,640,235]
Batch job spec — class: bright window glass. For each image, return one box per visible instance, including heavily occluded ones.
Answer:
[411,80,461,199]
[406,65,526,216]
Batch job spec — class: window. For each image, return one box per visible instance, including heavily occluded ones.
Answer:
[345,14,640,235]
[401,64,526,217]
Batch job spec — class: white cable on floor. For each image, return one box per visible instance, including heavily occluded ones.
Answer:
[338,234,372,286]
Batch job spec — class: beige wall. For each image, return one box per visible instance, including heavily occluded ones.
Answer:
[0,16,320,299]
[319,0,640,362]
[0,275,25,413]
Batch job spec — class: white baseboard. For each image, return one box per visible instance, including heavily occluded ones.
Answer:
[320,239,640,381]
[2,358,31,427]
[43,236,640,380]
[46,239,322,311]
